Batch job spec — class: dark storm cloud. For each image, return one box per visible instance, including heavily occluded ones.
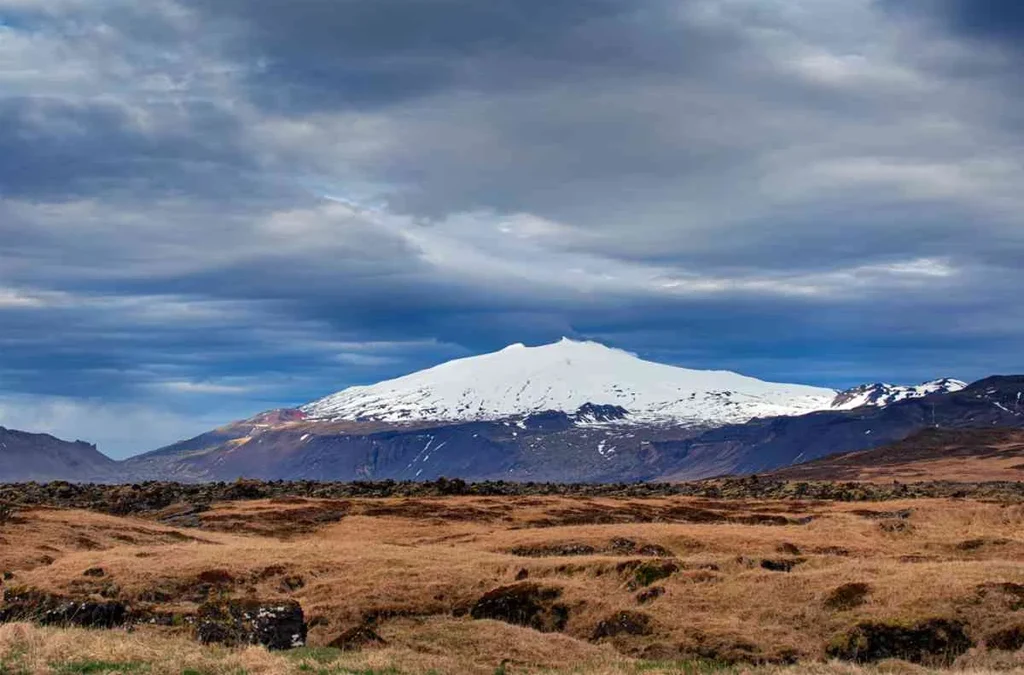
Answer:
[905,0,1024,43]
[3,0,1024,455]
[0,98,260,200]
[179,0,729,111]
[950,0,1024,41]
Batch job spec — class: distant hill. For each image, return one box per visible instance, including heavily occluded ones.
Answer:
[766,427,1024,483]
[0,426,120,483]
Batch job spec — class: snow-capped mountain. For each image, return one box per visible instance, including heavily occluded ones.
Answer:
[301,338,839,426]
[830,378,967,410]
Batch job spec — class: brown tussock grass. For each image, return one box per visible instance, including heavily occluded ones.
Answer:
[2,496,1024,670]
[3,622,1024,675]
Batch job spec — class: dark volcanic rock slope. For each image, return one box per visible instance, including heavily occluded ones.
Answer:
[0,426,120,482]
[658,376,1024,480]
[122,408,705,483]
[766,427,1024,482]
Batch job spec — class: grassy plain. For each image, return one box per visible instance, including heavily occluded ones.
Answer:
[2,493,1024,674]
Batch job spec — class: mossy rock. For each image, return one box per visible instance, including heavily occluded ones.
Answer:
[630,560,679,589]
[825,582,871,610]
[591,610,652,640]
[196,599,306,650]
[826,618,972,665]
[470,583,568,633]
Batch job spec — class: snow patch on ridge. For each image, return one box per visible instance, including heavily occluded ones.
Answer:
[830,378,967,410]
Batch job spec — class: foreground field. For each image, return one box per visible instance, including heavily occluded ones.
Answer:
[6,621,1024,675]
[3,622,1024,675]
[2,490,1024,673]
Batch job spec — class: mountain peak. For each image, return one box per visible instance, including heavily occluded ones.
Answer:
[301,339,837,425]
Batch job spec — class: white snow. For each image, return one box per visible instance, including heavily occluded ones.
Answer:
[302,338,840,426]
[830,378,967,410]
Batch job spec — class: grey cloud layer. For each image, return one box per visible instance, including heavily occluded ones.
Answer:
[1,0,1023,455]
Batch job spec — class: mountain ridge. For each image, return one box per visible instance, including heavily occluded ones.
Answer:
[0,340,1006,484]
[115,374,1024,484]
[831,378,967,410]
[0,426,120,483]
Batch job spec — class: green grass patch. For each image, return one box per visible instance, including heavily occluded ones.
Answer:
[1,645,30,675]
[286,660,401,675]
[286,648,344,664]
[49,661,147,675]
[1,659,30,675]
[633,660,737,674]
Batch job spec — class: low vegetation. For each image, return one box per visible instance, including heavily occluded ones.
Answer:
[3,477,1024,519]
[2,622,1024,675]
[1,483,1023,673]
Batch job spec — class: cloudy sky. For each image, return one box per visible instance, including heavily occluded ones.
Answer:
[1,0,1022,457]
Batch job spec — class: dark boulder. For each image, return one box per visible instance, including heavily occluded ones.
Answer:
[760,558,806,573]
[470,583,568,633]
[197,599,306,650]
[0,587,127,628]
[826,618,972,664]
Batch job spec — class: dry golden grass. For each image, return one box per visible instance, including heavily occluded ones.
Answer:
[2,622,1024,675]
[2,496,1024,672]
